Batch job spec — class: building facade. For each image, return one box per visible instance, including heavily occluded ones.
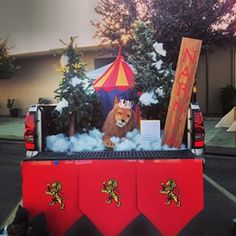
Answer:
[0,0,235,116]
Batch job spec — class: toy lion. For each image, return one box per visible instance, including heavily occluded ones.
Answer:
[102,96,136,148]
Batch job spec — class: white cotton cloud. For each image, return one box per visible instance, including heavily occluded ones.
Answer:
[70,76,82,87]
[60,55,69,67]
[46,129,186,153]
[139,91,159,106]
[153,42,166,57]
[69,76,95,95]
[70,130,104,152]
[55,98,68,114]
[111,136,136,151]
[152,59,163,70]
[150,51,157,61]
[46,134,70,152]
[156,87,165,97]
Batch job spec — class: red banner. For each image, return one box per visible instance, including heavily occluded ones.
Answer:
[22,161,82,236]
[78,160,140,236]
[22,158,204,235]
[137,159,204,236]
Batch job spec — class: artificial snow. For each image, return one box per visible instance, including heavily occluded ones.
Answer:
[46,133,70,152]
[153,42,166,57]
[139,91,159,106]
[150,51,157,62]
[152,59,163,70]
[69,76,95,95]
[55,98,69,114]
[60,55,69,67]
[70,76,82,87]
[156,87,165,97]
[46,129,186,153]
[69,129,104,152]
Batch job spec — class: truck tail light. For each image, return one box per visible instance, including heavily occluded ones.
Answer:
[193,111,205,148]
[24,112,36,150]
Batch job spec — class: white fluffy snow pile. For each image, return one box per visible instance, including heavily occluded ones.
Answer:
[139,91,159,106]
[55,98,69,114]
[153,42,166,57]
[151,42,166,70]
[46,129,104,152]
[60,55,69,67]
[46,129,186,153]
[70,76,82,87]
[69,76,94,94]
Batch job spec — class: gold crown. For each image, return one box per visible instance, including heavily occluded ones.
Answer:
[118,99,133,109]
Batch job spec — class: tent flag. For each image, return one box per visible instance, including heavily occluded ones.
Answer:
[93,50,135,120]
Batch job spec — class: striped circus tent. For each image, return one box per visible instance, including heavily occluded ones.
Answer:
[93,50,135,120]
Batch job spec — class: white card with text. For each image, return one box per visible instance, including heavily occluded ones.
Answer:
[140,120,161,141]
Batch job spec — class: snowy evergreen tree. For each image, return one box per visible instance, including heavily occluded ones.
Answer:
[54,37,102,136]
[0,38,19,79]
[129,21,173,127]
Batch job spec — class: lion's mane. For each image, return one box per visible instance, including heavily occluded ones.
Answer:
[102,105,136,138]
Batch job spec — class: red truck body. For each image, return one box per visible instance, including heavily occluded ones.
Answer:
[22,104,204,235]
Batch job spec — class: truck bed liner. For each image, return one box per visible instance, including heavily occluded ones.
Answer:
[26,149,197,161]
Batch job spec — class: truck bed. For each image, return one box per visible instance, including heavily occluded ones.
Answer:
[26,149,197,161]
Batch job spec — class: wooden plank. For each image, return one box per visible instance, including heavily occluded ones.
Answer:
[162,37,202,148]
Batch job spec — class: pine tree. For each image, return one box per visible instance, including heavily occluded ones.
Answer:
[129,21,173,127]
[0,38,19,79]
[54,37,102,136]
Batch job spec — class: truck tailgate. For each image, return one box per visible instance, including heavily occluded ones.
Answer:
[22,150,203,236]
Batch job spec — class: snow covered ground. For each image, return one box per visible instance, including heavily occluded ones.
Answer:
[46,129,186,153]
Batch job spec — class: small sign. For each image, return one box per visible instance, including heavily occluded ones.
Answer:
[162,37,202,148]
[140,120,161,141]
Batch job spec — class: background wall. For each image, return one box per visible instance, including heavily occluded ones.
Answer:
[0,1,235,116]
[0,0,100,55]
[0,50,105,116]
[196,46,234,115]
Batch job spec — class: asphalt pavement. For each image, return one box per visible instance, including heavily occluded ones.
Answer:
[0,141,24,226]
[0,141,236,235]
[181,154,236,236]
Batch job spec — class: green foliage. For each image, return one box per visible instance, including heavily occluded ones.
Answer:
[129,21,173,126]
[93,0,236,64]
[92,0,142,46]
[38,97,52,104]
[54,37,102,135]
[0,39,19,79]
[149,0,236,65]
[220,85,236,114]
[6,99,15,110]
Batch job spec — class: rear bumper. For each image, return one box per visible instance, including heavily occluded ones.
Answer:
[26,149,197,160]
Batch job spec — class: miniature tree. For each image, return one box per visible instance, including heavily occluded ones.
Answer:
[129,21,173,127]
[0,38,19,79]
[54,37,102,136]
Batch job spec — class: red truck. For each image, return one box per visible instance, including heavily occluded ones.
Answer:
[21,102,205,236]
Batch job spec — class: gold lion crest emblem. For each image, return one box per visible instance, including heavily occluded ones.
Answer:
[160,179,180,207]
[101,178,121,207]
[45,181,65,210]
